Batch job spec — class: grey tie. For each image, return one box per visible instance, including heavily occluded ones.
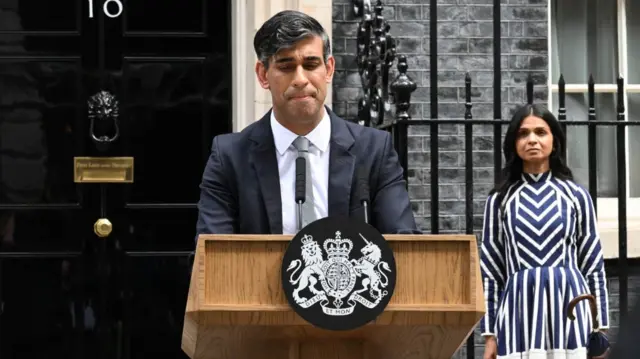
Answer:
[292,136,316,229]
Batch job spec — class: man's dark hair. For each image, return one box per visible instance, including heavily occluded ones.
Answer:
[253,10,331,68]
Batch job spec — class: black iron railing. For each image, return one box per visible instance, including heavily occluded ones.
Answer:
[352,0,640,356]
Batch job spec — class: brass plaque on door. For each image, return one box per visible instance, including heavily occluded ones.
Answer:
[74,157,134,183]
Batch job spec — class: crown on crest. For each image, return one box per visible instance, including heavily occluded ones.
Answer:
[324,231,353,258]
[301,234,314,246]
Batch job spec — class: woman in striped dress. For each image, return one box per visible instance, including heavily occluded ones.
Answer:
[480,104,610,359]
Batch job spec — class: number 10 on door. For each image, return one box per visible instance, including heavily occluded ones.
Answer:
[88,0,123,18]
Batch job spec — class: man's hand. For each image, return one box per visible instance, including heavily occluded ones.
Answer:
[483,336,497,359]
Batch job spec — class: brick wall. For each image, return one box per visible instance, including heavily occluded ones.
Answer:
[330,0,636,358]
[331,0,549,234]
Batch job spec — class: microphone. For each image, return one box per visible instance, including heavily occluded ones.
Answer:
[295,156,306,231]
[356,167,370,224]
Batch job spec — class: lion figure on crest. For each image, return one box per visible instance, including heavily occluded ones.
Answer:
[351,236,391,300]
[286,235,325,303]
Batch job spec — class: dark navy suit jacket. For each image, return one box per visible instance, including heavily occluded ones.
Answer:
[195,107,419,238]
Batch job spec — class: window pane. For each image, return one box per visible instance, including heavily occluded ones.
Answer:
[627,0,640,83]
[552,92,619,197]
[629,93,640,197]
[550,0,619,83]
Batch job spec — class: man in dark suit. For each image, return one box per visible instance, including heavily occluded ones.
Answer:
[195,10,418,237]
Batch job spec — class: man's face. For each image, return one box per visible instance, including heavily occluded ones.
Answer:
[256,35,335,123]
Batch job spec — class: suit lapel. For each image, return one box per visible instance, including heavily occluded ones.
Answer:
[249,112,282,234]
[327,109,356,217]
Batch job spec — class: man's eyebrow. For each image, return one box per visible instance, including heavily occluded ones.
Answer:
[274,56,322,63]
[275,57,294,63]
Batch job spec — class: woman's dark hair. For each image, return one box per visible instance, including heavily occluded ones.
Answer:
[491,103,573,207]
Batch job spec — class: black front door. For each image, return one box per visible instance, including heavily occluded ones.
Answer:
[0,1,231,358]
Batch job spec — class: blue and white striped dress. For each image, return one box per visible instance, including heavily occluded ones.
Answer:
[479,171,610,359]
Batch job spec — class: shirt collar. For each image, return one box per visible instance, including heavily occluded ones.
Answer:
[270,108,331,156]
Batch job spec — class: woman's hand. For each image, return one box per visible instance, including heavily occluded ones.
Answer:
[483,336,497,359]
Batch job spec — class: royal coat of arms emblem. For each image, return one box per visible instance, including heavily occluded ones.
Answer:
[281,217,396,331]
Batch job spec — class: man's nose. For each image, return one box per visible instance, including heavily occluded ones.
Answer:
[291,66,309,87]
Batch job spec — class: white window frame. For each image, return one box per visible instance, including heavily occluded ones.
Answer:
[548,0,640,259]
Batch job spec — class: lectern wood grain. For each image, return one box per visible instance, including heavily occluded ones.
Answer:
[182,234,484,359]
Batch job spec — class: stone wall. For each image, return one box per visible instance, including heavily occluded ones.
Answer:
[330,0,636,358]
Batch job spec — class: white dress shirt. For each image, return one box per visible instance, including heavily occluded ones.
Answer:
[270,110,331,234]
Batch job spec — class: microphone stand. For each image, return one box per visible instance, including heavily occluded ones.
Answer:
[362,200,369,224]
[297,203,303,231]
[357,168,370,225]
[295,157,306,232]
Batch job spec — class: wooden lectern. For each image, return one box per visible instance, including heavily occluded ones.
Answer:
[182,234,485,359]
